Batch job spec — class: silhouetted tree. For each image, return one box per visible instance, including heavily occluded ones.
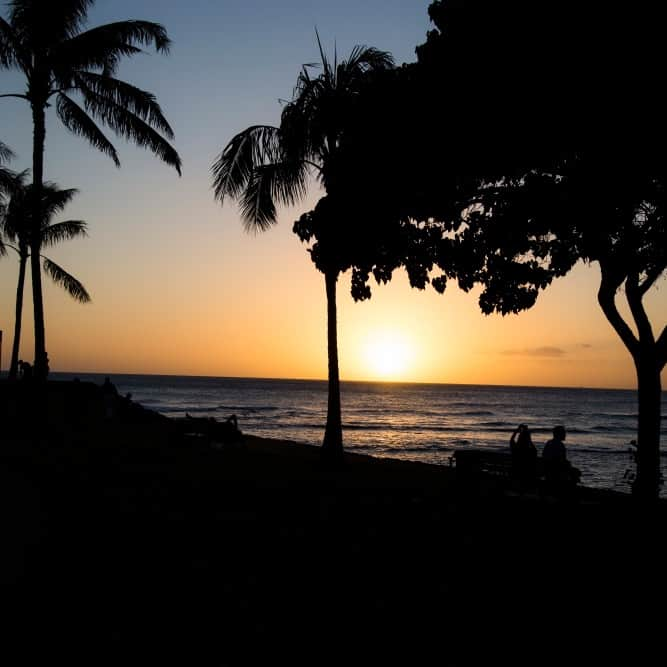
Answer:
[1,0,181,378]
[337,1,667,497]
[212,37,395,460]
[0,140,14,193]
[0,173,90,379]
[422,2,667,499]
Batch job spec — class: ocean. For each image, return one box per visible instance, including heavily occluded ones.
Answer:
[53,372,666,495]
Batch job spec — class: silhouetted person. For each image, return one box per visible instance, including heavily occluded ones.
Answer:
[542,425,581,493]
[509,423,538,489]
[102,376,118,419]
[18,359,32,380]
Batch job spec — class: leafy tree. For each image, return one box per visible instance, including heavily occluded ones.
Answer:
[420,2,666,498]
[337,1,667,497]
[212,38,396,460]
[1,0,181,378]
[0,173,90,379]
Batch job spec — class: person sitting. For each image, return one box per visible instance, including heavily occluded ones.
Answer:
[509,424,538,489]
[542,425,581,493]
[18,359,32,380]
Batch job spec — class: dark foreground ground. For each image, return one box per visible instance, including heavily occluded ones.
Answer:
[1,380,665,665]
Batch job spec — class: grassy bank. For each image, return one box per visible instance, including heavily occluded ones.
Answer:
[1,380,663,665]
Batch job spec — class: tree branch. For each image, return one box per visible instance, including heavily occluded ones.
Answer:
[597,272,639,357]
[625,271,655,345]
[638,266,665,297]
[657,325,667,370]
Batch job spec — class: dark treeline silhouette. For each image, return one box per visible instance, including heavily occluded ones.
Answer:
[0,0,181,379]
[333,1,667,498]
[0,174,90,380]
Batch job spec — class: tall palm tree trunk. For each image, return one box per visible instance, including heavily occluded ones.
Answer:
[8,251,27,380]
[322,269,343,462]
[30,101,48,379]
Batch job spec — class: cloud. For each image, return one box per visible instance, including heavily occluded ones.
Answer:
[503,346,567,357]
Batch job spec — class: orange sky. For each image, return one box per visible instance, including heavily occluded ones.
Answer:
[1,194,663,390]
[1,0,665,390]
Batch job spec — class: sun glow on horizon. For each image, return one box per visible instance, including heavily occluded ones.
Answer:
[363,332,414,380]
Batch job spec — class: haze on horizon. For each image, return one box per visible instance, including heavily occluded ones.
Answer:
[1,0,665,391]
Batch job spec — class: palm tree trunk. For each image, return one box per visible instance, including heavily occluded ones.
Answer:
[322,269,343,462]
[633,349,662,500]
[8,251,27,380]
[31,101,48,379]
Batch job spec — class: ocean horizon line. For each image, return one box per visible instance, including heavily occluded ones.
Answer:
[47,370,638,394]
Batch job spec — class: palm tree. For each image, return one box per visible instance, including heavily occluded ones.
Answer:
[0,173,90,380]
[0,141,17,275]
[1,0,181,379]
[0,140,14,194]
[212,38,394,460]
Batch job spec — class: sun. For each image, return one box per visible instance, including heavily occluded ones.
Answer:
[364,333,413,379]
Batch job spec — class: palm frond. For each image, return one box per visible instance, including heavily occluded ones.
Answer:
[344,45,394,74]
[0,165,17,192]
[73,72,174,139]
[212,125,281,202]
[42,257,91,303]
[239,161,309,232]
[56,93,120,166]
[0,14,31,70]
[0,17,18,68]
[52,44,143,86]
[0,141,15,163]
[39,183,79,219]
[212,38,393,235]
[73,84,181,174]
[72,19,170,54]
[281,78,328,159]
[279,99,318,162]
[1,170,29,238]
[9,1,93,44]
[315,29,331,85]
[2,177,76,242]
[41,220,87,247]
[239,167,278,233]
[52,20,170,75]
[0,207,17,242]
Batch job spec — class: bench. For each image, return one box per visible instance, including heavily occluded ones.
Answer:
[175,414,244,447]
[451,449,585,499]
[452,449,544,481]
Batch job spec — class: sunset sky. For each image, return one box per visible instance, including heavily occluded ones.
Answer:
[1,0,665,389]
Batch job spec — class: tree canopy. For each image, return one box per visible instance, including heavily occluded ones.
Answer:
[332,1,667,495]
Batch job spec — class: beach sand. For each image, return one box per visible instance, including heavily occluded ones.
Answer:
[1,380,664,665]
